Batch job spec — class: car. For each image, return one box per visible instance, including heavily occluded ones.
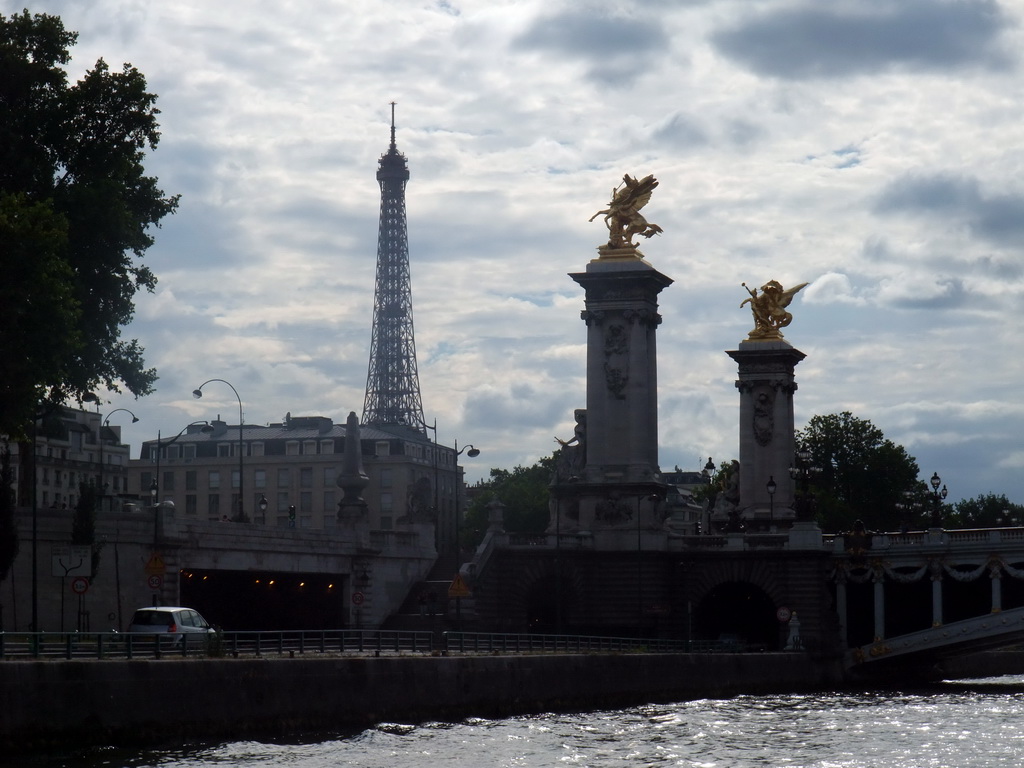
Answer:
[127,606,216,637]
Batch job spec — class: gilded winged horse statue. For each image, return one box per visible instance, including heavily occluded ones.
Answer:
[741,280,809,340]
[590,174,663,253]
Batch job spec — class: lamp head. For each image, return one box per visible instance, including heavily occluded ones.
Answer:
[930,472,941,491]
[766,476,777,495]
[131,416,140,423]
[192,389,203,399]
[466,446,480,458]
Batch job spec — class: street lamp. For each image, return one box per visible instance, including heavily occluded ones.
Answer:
[928,472,948,529]
[766,475,777,528]
[193,379,247,522]
[150,421,213,506]
[789,446,820,523]
[98,408,139,509]
[452,440,480,630]
[258,494,268,523]
[895,491,923,533]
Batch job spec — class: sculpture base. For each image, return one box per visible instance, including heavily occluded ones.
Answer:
[596,244,645,260]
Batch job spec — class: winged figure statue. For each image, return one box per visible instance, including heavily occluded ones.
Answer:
[741,280,808,340]
[590,174,663,252]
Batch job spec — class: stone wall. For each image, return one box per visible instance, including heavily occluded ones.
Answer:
[0,652,845,754]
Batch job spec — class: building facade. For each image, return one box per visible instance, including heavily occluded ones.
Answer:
[126,413,464,534]
[6,406,134,513]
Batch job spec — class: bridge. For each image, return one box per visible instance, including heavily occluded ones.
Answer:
[460,520,1024,672]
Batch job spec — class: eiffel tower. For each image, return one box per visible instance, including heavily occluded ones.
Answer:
[361,104,426,432]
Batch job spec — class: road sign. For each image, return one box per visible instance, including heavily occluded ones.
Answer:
[776,606,792,623]
[448,573,471,599]
[147,574,163,590]
[144,553,166,575]
[51,545,91,577]
[351,591,365,606]
[70,576,90,595]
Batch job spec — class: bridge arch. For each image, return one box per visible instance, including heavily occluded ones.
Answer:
[693,581,777,650]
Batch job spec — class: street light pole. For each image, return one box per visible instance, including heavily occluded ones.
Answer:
[766,475,776,528]
[193,379,247,522]
[928,472,949,529]
[98,408,139,510]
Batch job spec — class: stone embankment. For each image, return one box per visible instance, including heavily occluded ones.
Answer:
[2,652,843,753]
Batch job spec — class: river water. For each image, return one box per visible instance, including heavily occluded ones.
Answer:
[21,675,1024,768]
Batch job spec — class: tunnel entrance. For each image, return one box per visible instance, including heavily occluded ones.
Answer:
[179,568,347,631]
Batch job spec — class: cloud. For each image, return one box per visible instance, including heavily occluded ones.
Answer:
[712,0,1012,80]
[513,6,672,86]
[875,172,1024,248]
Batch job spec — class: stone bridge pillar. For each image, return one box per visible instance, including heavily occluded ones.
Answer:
[726,341,805,529]
[563,255,672,533]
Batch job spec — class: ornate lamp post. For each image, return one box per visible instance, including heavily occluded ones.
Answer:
[895,491,923,533]
[789,446,820,522]
[766,475,777,527]
[193,379,247,522]
[98,408,139,509]
[928,472,948,529]
[258,494,268,524]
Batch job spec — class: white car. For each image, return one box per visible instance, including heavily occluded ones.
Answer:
[127,606,216,636]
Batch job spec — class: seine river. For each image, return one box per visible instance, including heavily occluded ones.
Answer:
[21,675,1024,768]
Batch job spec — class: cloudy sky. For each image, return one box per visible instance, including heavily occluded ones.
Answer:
[23,0,1024,505]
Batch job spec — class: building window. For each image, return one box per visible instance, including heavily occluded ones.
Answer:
[254,469,266,489]
[277,468,290,487]
[184,444,196,459]
[380,492,392,513]
[320,440,334,455]
[286,441,299,456]
[380,468,392,488]
[163,471,174,491]
[231,470,240,490]
[209,471,220,489]
[323,467,336,487]
[185,495,197,516]
[300,467,312,488]
[303,441,317,455]
[168,445,181,460]
[300,491,312,513]
[277,491,289,513]
[186,471,197,491]
[141,472,152,493]
[251,442,264,457]
[208,494,220,519]
[323,490,335,513]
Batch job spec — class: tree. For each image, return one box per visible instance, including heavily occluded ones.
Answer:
[461,455,557,550]
[0,11,178,437]
[949,494,1024,529]
[0,445,19,585]
[796,412,922,533]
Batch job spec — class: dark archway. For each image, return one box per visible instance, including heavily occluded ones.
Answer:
[694,581,778,650]
[180,568,346,631]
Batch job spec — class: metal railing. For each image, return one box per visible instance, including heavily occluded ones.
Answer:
[0,629,433,661]
[0,630,756,661]
[442,632,739,654]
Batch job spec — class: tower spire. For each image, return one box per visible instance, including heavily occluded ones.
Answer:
[361,105,426,432]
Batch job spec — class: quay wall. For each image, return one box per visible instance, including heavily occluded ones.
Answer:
[1,652,844,753]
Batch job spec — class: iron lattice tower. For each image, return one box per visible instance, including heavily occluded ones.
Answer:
[362,105,426,431]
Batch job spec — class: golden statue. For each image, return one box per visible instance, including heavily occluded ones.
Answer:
[741,280,808,340]
[590,174,662,255]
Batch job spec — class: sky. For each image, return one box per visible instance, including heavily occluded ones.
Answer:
[16,0,1024,505]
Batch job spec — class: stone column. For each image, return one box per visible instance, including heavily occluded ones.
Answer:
[565,256,672,533]
[726,341,805,527]
[991,562,1003,613]
[930,560,944,626]
[873,573,885,641]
